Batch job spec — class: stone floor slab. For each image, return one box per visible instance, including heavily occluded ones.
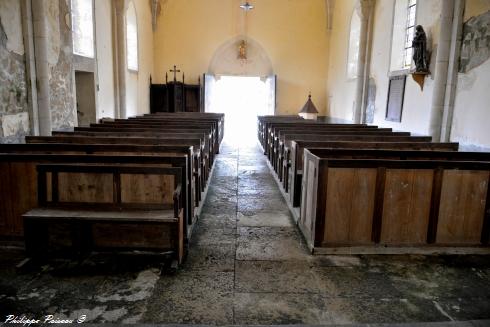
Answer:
[237,211,294,227]
[236,226,309,261]
[183,243,235,272]
[234,292,331,325]
[235,260,328,294]
[143,271,234,324]
[238,196,289,213]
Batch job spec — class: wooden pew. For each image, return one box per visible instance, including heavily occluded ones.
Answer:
[0,142,201,227]
[257,116,303,147]
[272,130,413,174]
[24,137,201,229]
[263,122,371,157]
[136,115,224,152]
[47,131,212,182]
[268,125,389,164]
[23,163,185,264]
[104,113,224,152]
[268,125,384,154]
[0,153,194,242]
[287,141,460,207]
[274,134,433,181]
[60,128,215,165]
[299,148,490,252]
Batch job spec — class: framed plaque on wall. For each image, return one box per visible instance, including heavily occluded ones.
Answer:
[385,75,406,122]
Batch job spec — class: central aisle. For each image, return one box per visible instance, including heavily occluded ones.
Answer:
[145,140,314,324]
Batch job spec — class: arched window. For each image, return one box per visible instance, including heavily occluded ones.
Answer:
[390,0,417,72]
[347,10,361,79]
[126,1,138,71]
[71,0,94,58]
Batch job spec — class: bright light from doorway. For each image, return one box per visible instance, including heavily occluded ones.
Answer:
[206,75,274,146]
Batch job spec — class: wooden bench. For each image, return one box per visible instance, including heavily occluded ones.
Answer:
[0,153,193,241]
[23,164,185,264]
[299,149,490,252]
[286,141,460,207]
[263,122,371,157]
[268,125,385,157]
[0,141,202,224]
[135,114,224,153]
[27,135,206,191]
[268,126,391,165]
[274,134,433,180]
[54,129,214,167]
[273,130,413,174]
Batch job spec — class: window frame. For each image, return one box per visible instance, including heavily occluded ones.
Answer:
[71,0,95,59]
[402,0,417,69]
[346,9,362,80]
[126,1,139,72]
[388,0,418,75]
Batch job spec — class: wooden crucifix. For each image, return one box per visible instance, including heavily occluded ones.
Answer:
[169,65,181,82]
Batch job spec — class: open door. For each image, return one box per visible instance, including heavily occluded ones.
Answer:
[75,71,97,126]
[265,74,276,115]
[204,74,217,113]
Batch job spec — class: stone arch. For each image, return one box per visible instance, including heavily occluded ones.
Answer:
[208,36,273,77]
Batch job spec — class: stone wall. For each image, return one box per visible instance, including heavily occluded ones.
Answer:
[48,0,77,130]
[0,0,30,143]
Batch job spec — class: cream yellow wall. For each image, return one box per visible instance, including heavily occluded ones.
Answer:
[464,0,490,20]
[153,0,329,115]
[325,0,357,121]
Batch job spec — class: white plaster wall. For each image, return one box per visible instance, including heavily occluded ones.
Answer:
[136,0,153,116]
[126,72,138,117]
[325,0,357,121]
[370,0,441,135]
[124,0,153,116]
[451,2,490,150]
[95,0,116,119]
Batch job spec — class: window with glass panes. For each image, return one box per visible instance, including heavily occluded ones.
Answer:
[126,2,138,71]
[71,0,94,58]
[402,0,417,68]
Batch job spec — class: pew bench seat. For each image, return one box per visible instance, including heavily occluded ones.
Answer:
[23,208,183,259]
[22,163,185,265]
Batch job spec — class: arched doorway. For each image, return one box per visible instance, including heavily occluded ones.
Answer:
[205,36,276,146]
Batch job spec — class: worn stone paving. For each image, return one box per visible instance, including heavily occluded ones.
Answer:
[0,141,490,325]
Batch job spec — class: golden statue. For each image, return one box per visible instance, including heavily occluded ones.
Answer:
[238,40,247,60]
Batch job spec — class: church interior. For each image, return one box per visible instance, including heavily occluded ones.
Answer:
[1,0,490,325]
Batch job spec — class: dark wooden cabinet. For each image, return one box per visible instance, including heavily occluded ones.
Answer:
[150,81,202,113]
